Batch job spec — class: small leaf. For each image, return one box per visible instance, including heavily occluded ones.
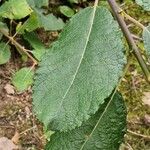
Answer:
[35,9,65,31]
[0,42,11,65]
[16,12,39,33]
[12,67,34,92]
[0,0,32,19]
[60,6,75,17]
[0,22,9,40]
[23,32,47,60]
[68,0,79,4]
[17,9,65,33]
[45,93,127,150]
[27,0,49,8]
[135,0,150,11]
[143,25,150,56]
[33,6,126,131]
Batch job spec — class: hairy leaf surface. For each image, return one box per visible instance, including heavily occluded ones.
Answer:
[33,6,126,131]
[143,25,150,56]
[45,93,127,150]
[135,0,150,11]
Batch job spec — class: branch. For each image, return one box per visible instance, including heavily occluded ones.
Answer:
[107,0,150,82]
[0,29,38,65]
[120,10,145,30]
[127,129,150,141]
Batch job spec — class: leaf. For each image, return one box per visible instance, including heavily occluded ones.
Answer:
[0,22,9,40]
[35,9,65,31]
[16,12,39,33]
[0,0,32,19]
[0,42,11,65]
[27,0,49,8]
[45,92,127,150]
[143,25,150,56]
[33,6,126,131]
[135,0,150,11]
[60,6,75,17]
[17,9,65,33]
[68,0,79,4]
[12,67,34,92]
[23,32,47,60]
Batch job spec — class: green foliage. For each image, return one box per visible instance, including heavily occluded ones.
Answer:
[33,6,126,131]
[0,0,150,149]
[23,32,48,60]
[35,9,65,31]
[0,22,8,40]
[12,67,34,91]
[0,0,32,19]
[0,42,11,65]
[135,0,150,11]
[45,93,127,150]
[68,0,79,4]
[143,25,150,56]
[28,0,49,8]
[17,9,65,33]
[60,6,75,17]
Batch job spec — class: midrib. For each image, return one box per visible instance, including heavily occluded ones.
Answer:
[56,6,98,116]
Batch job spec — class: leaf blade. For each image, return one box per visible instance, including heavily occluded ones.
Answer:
[12,67,34,92]
[0,0,32,19]
[135,0,150,11]
[143,25,150,56]
[33,6,126,131]
[45,92,127,150]
[0,42,11,65]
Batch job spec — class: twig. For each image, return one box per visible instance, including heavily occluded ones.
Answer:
[107,0,150,82]
[0,29,38,65]
[131,34,143,41]
[20,126,37,136]
[126,142,134,150]
[120,10,145,30]
[127,129,150,141]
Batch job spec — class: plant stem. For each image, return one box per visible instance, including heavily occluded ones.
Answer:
[107,0,150,82]
[120,10,145,30]
[0,29,38,65]
[127,129,150,141]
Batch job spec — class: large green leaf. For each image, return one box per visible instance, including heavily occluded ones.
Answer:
[45,92,127,150]
[135,0,150,11]
[143,25,150,56]
[0,0,32,19]
[33,6,126,131]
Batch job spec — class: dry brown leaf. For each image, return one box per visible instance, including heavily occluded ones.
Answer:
[0,137,18,150]
[142,92,150,106]
[4,84,15,95]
